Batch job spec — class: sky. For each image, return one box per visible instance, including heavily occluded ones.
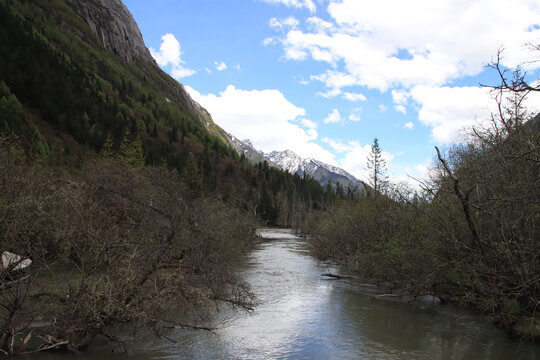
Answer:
[123,0,540,185]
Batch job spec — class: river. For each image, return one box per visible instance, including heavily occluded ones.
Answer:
[26,229,540,359]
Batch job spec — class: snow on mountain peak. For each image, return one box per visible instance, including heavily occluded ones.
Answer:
[265,149,363,189]
[242,139,254,148]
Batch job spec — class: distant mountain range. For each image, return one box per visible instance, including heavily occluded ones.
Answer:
[266,149,367,192]
[231,139,367,192]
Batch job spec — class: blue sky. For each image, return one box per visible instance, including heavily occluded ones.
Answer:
[124,0,540,185]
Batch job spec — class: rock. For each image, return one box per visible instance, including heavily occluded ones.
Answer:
[65,0,155,65]
[414,294,441,306]
[1,251,32,271]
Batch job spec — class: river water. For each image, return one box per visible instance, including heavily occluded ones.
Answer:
[27,229,539,359]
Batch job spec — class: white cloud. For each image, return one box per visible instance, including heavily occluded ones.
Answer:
[349,107,362,122]
[271,0,540,91]
[185,85,336,164]
[311,70,358,89]
[301,118,318,129]
[262,0,316,13]
[318,88,342,98]
[410,161,431,182]
[318,88,367,102]
[150,33,195,79]
[395,158,434,189]
[263,37,279,46]
[392,89,410,105]
[306,16,334,33]
[270,17,300,31]
[324,109,342,124]
[339,141,379,182]
[404,122,414,129]
[322,107,362,124]
[410,85,493,144]
[171,67,196,79]
[307,128,318,140]
[149,33,181,67]
[342,92,367,102]
[215,61,227,71]
[411,85,540,144]
[394,105,407,114]
[322,137,351,153]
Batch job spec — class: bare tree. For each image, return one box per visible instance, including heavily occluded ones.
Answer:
[482,46,540,94]
[0,146,257,354]
[432,83,540,337]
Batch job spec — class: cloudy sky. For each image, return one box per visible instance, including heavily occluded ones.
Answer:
[124,0,540,184]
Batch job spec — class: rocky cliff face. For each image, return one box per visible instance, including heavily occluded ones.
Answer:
[65,0,235,145]
[65,0,154,65]
[230,138,275,166]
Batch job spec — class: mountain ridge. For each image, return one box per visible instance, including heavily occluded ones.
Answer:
[266,149,366,192]
[232,139,367,192]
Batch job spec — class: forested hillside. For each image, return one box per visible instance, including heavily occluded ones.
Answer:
[0,0,331,226]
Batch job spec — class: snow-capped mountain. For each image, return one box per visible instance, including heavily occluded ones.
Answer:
[230,138,367,192]
[266,150,366,191]
[229,137,272,166]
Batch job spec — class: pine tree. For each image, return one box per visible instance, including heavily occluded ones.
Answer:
[126,136,145,169]
[367,137,388,196]
[100,133,115,158]
[335,182,345,199]
[119,130,145,169]
[181,152,202,194]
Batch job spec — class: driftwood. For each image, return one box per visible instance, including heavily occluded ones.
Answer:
[19,336,71,354]
[211,295,255,311]
[157,319,217,338]
[375,293,406,298]
[321,272,352,280]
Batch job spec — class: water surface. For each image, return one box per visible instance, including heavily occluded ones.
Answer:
[27,229,540,359]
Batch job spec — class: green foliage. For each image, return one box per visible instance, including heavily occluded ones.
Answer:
[0,0,241,162]
[250,160,331,226]
[151,122,158,138]
[0,81,24,134]
[120,131,145,170]
[100,134,115,158]
[0,81,49,157]
[182,152,203,194]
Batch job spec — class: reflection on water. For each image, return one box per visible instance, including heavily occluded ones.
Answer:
[26,229,540,360]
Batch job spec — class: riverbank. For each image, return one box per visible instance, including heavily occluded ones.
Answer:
[0,153,258,355]
[300,198,540,342]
